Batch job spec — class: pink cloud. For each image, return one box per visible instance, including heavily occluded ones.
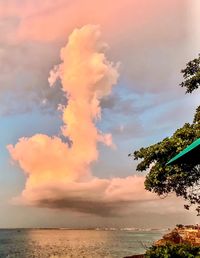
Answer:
[6,21,193,217]
[1,0,185,43]
[7,25,124,216]
[10,174,156,216]
[0,0,192,116]
[7,25,161,217]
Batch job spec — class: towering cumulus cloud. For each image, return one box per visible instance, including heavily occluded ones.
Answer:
[7,25,155,216]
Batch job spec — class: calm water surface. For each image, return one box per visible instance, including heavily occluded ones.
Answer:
[0,229,165,258]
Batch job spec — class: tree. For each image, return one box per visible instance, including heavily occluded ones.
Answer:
[130,55,200,214]
[180,54,200,93]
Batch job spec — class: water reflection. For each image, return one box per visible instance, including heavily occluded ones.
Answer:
[0,229,163,257]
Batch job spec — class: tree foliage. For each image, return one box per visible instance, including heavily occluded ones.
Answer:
[131,55,200,213]
[180,54,200,93]
[145,244,200,258]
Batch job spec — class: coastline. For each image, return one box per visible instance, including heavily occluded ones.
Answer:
[126,225,200,257]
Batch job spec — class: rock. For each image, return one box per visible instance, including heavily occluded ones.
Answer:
[155,229,183,246]
[155,226,200,247]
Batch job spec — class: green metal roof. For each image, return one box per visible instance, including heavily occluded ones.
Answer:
[167,138,200,165]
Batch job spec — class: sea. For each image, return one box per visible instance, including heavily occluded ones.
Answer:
[0,228,167,258]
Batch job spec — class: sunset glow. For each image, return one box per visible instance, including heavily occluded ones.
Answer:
[0,0,199,229]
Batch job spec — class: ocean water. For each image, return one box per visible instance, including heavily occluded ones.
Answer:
[0,229,165,258]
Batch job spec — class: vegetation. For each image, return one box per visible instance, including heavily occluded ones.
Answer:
[130,55,200,213]
[176,224,184,229]
[145,244,200,258]
[180,54,200,93]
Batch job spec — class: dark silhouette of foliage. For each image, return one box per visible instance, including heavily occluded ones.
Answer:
[180,54,200,93]
[145,244,200,258]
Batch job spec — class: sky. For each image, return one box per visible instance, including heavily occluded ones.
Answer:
[0,0,200,229]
